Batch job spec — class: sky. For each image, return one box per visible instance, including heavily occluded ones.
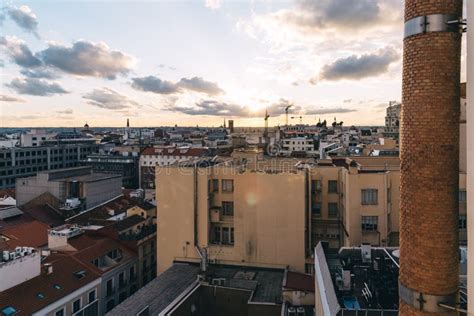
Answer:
[0,0,467,128]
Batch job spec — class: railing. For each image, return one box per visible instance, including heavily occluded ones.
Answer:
[72,300,99,316]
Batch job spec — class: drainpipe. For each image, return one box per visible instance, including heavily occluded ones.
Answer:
[467,1,473,314]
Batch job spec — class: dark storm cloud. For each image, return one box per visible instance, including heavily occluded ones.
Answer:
[0,36,42,67]
[131,75,224,96]
[6,77,69,96]
[7,5,40,37]
[39,40,134,79]
[320,47,399,81]
[83,88,141,110]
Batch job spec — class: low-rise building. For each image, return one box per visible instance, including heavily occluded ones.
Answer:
[16,166,122,215]
[81,154,139,189]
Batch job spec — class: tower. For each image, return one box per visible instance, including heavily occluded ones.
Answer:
[127,118,130,128]
[400,1,463,315]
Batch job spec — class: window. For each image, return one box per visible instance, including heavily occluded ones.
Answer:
[459,215,467,229]
[230,227,234,244]
[106,300,115,312]
[328,180,338,193]
[1,306,17,316]
[129,266,136,281]
[362,189,378,205]
[222,227,230,245]
[222,179,234,192]
[137,306,150,316]
[222,201,234,216]
[311,201,321,216]
[106,279,114,296]
[361,216,378,231]
[72,299,81,313]
[213,226,221,243]
[119,291,127,303]
[328,203,338,218]
[459,190,467,203]
[212,179,219,192]
[55,308,65,316]
[119,272,125,287]
[311,180,322,193]
[108,249,119,260]
[88,290,96,303]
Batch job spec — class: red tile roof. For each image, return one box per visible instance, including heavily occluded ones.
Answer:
[0,253,100,316]
[0,221,50,249]
[283,271,314,292]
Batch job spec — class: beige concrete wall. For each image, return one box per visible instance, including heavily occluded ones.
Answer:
[157,164,306,274]
[156,167,199,274]
[342,170,396,247]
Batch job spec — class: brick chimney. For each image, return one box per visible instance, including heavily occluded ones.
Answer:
[400,1,463,315]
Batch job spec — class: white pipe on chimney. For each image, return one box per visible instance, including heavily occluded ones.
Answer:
[467,1,474,314]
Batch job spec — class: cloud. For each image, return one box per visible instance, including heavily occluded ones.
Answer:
[343,99,352,103]
[166,97,300,118]
[205,0,221,10]
[131,75,223,96]
[167,99,249,117]
[20,68,59,79]
[39,40,134,79]
[0,36,42,67]
[0,94,26,102]
[293,0,381,31]
[83,88,141,110]
[6,78,69,96]
[131,76,180,94]
[319,47,399,81]
[305,107,356,115]
[56,108,73,115]
[178,77,223,95]
[7,5,40,37]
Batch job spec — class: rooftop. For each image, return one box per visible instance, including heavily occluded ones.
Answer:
[108,262,285,315]
[0,220,50,250]
[0,253,100,316]
[314,242,399,315]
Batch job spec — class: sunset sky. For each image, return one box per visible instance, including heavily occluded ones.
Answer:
[0,0,467,128]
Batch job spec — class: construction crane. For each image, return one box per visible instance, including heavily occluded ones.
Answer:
[285,104,293,126]
[291,116,303,124]
[264,110,270,139]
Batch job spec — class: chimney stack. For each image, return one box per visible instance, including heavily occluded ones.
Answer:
[400,1,463,315]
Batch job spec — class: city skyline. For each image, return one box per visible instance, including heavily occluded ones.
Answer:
[0,0,468,128]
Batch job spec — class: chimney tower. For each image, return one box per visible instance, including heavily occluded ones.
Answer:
[400,1,463,315]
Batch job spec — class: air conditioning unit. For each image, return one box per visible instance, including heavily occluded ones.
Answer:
[296,307,305,316]
[211,278,225,286]
[2,251,9,261]
[9,252,16,260]
[288,307,296,316]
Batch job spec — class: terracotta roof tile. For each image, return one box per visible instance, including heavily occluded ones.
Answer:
[0,221,50,249]
[0,253,100,315]
[284,271,314,292]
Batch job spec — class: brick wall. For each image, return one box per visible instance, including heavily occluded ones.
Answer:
[400,0,462,315]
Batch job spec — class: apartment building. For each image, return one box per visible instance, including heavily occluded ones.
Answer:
[16,166,122,213]
[156,150,467,275]
[0,143,98,189]
[139,147,208,189]
[383,101,401,138]
[81,154,139,189]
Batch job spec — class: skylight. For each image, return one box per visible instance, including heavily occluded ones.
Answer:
[37,292,45,299]
[1,306,17,316]
[73,270,86,279]
[53,284,63,290]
